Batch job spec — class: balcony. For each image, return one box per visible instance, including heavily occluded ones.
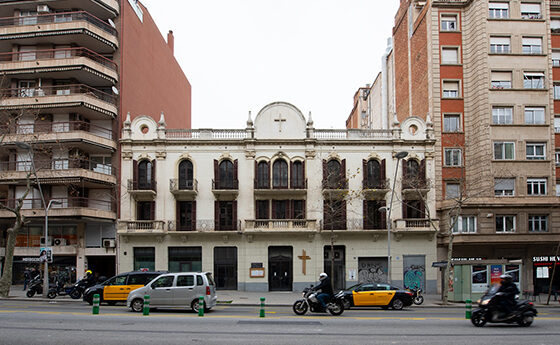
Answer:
[169,179,198,200]
[245,219,318,232]
[0,158,117,186]
[0,1,120,19]
[402,179,429,196]
[0,84,118,119]
[0,197,116,220]
[0,121,116,151]
[0,48,118,86]
[393,219,438,235]
[0,11,118,52]
[127,179,156,200]
[362,179,390,198]
[212,179,239,199]
[167,220,216,232]
[253,179,307,197]
[117,220,167,234]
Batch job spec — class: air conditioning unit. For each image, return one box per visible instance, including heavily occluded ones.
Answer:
[53,238,66,246]
[102,239,115,248]
[36,5,50,13]
[40,236,53,246]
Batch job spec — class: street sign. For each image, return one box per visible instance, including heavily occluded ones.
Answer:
[432,261,448,268]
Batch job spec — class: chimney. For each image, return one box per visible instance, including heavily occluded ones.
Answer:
[167,30,174,54]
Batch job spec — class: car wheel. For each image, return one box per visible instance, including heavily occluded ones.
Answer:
[391,298,404,310]
[131,298,144,313]
[191,299,206,312]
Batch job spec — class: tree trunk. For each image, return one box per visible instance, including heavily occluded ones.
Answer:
[0,227,17,298]
[442,233,454,305]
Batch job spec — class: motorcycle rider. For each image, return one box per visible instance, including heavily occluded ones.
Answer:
[313,273,334,310]
[83,270,95,285]
[496,274,519,319]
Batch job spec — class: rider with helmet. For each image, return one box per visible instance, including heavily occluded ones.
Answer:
[496,274,519,317]
[313,272,334,310]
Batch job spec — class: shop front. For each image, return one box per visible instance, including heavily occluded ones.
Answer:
[532,255,560,298]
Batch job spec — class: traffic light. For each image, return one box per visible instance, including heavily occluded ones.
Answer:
[46,248,53,263]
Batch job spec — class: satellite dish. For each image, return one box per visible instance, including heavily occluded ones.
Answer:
[108,18,116,28]
[111,86,119,95]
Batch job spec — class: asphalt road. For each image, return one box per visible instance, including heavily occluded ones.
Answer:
[1,300,560,345]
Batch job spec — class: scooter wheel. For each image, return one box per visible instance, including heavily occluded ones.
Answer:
[47,291,57,299]
[517,314,534,327]
[471,312,486,327]
[70,290,82,299]
[26,290,35,298]
[413,296,424,305]
[292,300,308,315]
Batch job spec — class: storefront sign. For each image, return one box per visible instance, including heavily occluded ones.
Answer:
[250,267,265,278]
[536,266,549,278]
[533,256,560,262]
[22,257,41,262]
[432,261,448,268]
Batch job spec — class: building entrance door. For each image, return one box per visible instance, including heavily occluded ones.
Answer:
[324,245,346,290]
[268,246,292,291]
[214,247,237,290]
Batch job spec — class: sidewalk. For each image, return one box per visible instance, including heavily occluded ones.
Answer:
[3,285,559,307]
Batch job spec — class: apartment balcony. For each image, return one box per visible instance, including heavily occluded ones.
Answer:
[0,11,118,52]
[362,179,390,198]
[553,1,560,10]
[253,179,307,197]
[0,48,118,86]
[166,220,218,232]
[0,197,116,220]
[402,179,429,197]
[212,179,239,199]
[117,220,167,235]
[0,84,118,119]
[169,178,198,201]
[244,219,318,233]
[393,219,438,235]
[0,158,117,186]
[0,1,120,19]
[1,121,116,151]
[127,179,156,201]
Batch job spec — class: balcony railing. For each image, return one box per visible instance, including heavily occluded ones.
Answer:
[165,129,247,139]
[245,219,317,231]
[0,197,115,212]
[0,47,117,71]
[169,178,198,192]
[123,220,166,232]
[0,121,115,140]
[0,158,116,176]
[0,11,117,36]
[0,84,117,105]
[393,219,438,232]
[363,179,390,190]
[313,129,392,140]
[127,179,157,192]
[254,179,307,189]
[212,179,239,190]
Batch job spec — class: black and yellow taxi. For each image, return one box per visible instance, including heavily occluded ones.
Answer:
[83,271,166,305]
[337,283,414,310]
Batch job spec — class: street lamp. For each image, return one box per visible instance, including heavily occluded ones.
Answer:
[379,151,408,285]
[15,142,62,296]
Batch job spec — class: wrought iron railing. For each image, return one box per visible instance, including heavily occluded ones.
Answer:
[169,178,198,192]
[127,179,157,192]
[0,47,117,70]
[0,84,117,105]
[0,121,115,140]
[0,158,116,176]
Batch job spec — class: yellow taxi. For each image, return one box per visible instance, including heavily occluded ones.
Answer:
[83,271,166,305]
[337,283,414,310]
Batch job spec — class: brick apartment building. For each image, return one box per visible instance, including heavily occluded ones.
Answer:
[0,0,191,283]
[348,0,560,300]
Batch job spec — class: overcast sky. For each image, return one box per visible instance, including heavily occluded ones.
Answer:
[140,0,399,129]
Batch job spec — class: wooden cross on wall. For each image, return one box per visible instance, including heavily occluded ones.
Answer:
[274,113,286,132]
[298,249,311,275]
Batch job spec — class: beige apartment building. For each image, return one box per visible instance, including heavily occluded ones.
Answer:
[348,0,560,300]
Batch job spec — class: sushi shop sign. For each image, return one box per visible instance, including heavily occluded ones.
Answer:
[532,256,560,263]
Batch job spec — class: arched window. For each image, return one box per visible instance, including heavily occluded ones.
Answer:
[256,161,270,189]
[138,160,152,190]
[366,160,381,188]
[272,159,288,188]
[326,160,342,189]
[218,160,234,189]
[406,159,420,180]
[291,161,305,188]
[178,160,193,190]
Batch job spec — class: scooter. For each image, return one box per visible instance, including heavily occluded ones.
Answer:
[408,288,424,305]
[47,276,85,299]
[26,275,43,298]
[292,286,344,316]
[471,285,538,327]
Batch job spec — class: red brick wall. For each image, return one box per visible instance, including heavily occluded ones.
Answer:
[119,1,192,129]
[410,18,429,119]
[394,6,410,122]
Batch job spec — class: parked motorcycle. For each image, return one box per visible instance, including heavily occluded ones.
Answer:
[471,285,538,327]
[47,276,92,299]
[408,288,424,305]
[292,287,344,316]
[26,275,43,298]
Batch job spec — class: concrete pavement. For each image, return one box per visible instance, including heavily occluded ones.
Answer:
[3,285,560,308]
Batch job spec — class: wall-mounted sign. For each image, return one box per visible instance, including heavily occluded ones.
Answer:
[250,268,265,278]
[533,256,559,262]
[251,263,263,268]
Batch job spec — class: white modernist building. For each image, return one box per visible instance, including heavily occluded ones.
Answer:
[118,102,438,292]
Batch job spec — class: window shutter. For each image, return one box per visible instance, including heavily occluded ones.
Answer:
[302,160,306,188]
[213,159,218,187]
[322,159,327,187]
[301,200,306,219]
[149,201,155,220]
[323,201,329,229]
[363,200,368,228]
[402,201,408,219]
[176,200,180,230]
[254,161,258,188]
[234,159,238,188]
[133,159,138,187]
[420,199,426,218]
[151,159,156,190]
[402,159,408,180]
[341,159,346,188]
[420,159,426,183]
[380,200,387,229]
[255,200,259,219]
[271,200,277,219]
[288,199,293,219]
[290,161,294,188]
[192,201,197,231]
[381,159,386,182]
[362,159,368,187]
[214,200,219,230]
[342,200,347,229]
[232,200,238,230]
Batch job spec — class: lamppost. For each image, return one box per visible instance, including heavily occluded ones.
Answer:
[380,151,408,285]
[15,142,61,296]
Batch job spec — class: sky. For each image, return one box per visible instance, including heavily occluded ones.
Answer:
[140,0,400,129]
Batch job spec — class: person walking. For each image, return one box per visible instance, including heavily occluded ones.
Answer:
[23,268,31,290]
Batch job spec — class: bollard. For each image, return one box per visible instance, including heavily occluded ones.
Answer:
[198,296,204,317]
[92,294,100,315]
[259,297,265,318]
[143,295,150,316]
[465,299,472,319]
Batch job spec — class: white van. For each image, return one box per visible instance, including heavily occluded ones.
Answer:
[127,272,217,312]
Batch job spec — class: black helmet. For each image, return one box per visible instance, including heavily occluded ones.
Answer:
[500,274,513,283]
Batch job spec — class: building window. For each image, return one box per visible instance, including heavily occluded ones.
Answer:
[323,199,347,230]
[291,161,305,189]
[444,148,462,166]
[272,200,288,219]
[526,143,546,160]
[293,200,306,219]
[256,200,269,219]
[442,81,460,98]
[363,200,386,230]
[217,160,236,189]
[554,84,560,99]
[522,37,542,54]
[489,2,509,19]
[523,72,545,89]
[556,183,560,196]
[552,19,560,33]
[452,216,477,234]
[492,107,513,124]
[527,178,547,195]
[521,3,541,19]
[555,117,560,133]
[553,51,560,67]
[555,151,560,166]
[524,107,545,124]
[494,178,515,196]
[440,14,458,31]
[137,160,153,190]
[364,159,386,189]
[494,142,515,160]
[528,215,548,232]
[324,159,346,189]
[443,114,461,132]
[133,247,155,271]
[216,200,236,231]
[496,215,516,233]
[445,183,460,199]
[137,201,155,220]
[491,71,512,89]
[272,159,288,188]
[177,201,195,231]
[441,47,459,64]
[256,161,270,189]
[178,160,194,190]
[490,37,510,54]
[403,200,425,219]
